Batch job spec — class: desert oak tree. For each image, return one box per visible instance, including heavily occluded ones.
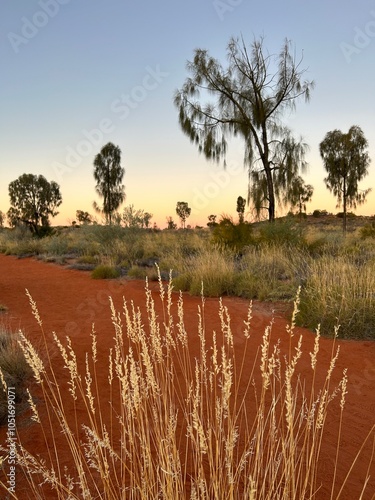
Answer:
[76,210,93,224]
[287,176,314,219]
[319,125,371,232]
[176,201,191,228]
[174,36,314,222]
[8,174,62,234]
[93,142,125,224]
[236,196,246,223]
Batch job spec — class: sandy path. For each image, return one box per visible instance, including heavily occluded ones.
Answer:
[0,254,374,499]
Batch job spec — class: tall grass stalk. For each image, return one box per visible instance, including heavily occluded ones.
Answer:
[0,275,372,498]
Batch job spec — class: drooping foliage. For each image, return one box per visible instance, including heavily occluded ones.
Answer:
[175,36,314,221]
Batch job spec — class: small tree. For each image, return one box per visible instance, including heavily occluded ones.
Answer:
[122,205,152,228]
[166,216,177,230]
[207,214,218,228]
[236,196,246,224]
[7,207,19,228]
[93,143,125,224]
[288,177,314,220]
[143,212,153,228]
[8,174,62,235]
[176,202,191,229]
[123,204,142,228]
[76,210,93,224]
[320,126,371,232]
[0,211,4,228]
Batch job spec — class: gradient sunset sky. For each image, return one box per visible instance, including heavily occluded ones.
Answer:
[1,0,375,228]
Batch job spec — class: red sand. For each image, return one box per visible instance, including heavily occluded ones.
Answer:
[0,254,374,499]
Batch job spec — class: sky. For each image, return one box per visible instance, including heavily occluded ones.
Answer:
[1,0,375,228]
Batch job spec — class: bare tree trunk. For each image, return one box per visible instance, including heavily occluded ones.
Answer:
[266,169,275,222]
[343,178,347,233]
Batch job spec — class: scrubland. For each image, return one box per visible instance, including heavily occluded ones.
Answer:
[1,214,374,340]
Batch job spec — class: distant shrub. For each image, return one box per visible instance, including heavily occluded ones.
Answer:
[312,209,329,218]
[43,234,72,255]
[91,265,120,280]
[85,224,126,245]
[257,219,305,247]
[127,265,159,281]
[304,236,329,256]
[127,266,147,279]
[0,226,44,256]
[360,221,375,239]
[171,272,191,292]
[212,218,254,252]
[68,263,96,271]
[77,255,98,265]
[336,212,356,218]
[234,245,304,301]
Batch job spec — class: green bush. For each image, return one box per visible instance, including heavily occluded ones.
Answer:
[211,218,254,252]
[127,265,159,281]
[257,219,305,247]
[304,236,329,256]
[360,221,375,239]
[91,265,121,280]
[0,226,44,256]
[77,254,98,265]
[336,211,356,218]
[170,273,191,292]
[234,245,304,301]
[43,234,72,256]
[312,209,329,218]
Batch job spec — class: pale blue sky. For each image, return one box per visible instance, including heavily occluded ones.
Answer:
[1,0,375,227]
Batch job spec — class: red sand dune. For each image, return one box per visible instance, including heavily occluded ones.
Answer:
[0,254,374,499]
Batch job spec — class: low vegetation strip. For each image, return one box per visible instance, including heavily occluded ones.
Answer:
[1,216,374,339]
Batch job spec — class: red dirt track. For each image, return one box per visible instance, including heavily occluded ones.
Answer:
[0,254,374,499]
